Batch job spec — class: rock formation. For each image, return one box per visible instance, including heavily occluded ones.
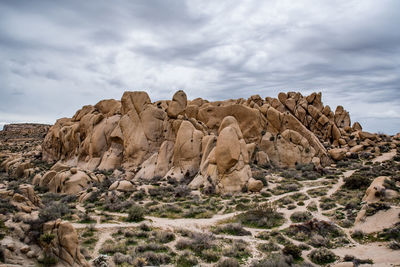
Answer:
[42,219,89,266]
[41,90,367,193]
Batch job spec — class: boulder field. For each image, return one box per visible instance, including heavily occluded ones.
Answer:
[41,90,375,193]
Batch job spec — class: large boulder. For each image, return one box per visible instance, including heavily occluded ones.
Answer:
[167,90,187,118]
[43,219,89,266]
[164,121,203,182]
[260,130,316,168]
[214,116,252,193]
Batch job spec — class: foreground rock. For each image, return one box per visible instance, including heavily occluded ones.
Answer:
[42,219,89,266]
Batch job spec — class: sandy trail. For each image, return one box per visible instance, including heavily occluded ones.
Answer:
[92,230,112,258]
[354,207,400,234]
[372,149,397,163]
[333,242,400,267]
[326,170,355,197]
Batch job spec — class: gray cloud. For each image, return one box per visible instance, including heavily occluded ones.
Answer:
[0,0,399,134]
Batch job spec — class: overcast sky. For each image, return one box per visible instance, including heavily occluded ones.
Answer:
[0,0,399,134]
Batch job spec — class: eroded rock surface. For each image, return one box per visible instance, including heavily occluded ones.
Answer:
[38,90,378,193]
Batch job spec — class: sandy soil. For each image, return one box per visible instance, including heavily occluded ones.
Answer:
[333,242,400,267]
[372,149,397,163]
[354,207,400,234]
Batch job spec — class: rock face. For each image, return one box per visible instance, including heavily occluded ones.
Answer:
[34,162,102,194]
[41,90,364,193]
[42,219,89,267]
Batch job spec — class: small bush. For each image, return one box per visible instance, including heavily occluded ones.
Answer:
[153,230,175,243]
[217,257,240,267]
[389,241,400,250]
[290,211,313,223]
[0,199,16,215]
[99,239,127,255]
[344,174,372,190]
[213,223,251,236]
[201,248,220,262]
[39,202,71,222]
[351,230,365,240]
[177,251,198,267]
[142,251,171,265]
[282,243,302,259]
[257,241,280,252]
[223,239,251,260]
[251,253,294,267]
[127,205,145,222]
[365,202,390,216]
[309,248,337,264]
[113,252,133,265]
[238,202,285,229]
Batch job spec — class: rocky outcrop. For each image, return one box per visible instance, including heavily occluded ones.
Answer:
[42,219,89,266]
[41,90,366,193]
[34,163,102,194]
[0,123,50,139]
[0,184,42,213]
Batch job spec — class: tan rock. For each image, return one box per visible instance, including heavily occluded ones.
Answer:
[350,145,364,153]
[248,178,263,192]
[359,131,376,140]
[43,219,89,266]
[328,148,347,161]
[167,90,187,118]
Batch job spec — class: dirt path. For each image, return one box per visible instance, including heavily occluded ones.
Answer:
[327,170,355,197]
[92,230,112,258]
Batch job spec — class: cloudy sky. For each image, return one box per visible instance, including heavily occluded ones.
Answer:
[0,0,399,134]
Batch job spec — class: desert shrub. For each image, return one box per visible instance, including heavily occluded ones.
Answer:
[351,230,365,240]
[307,201,318,212]
[309,248,337,264]
[0,247,4,262]
[113,252,133,265]
[285,219,344,247]
[60,194,77,203]
[104,193,133,211]
[136,243,168,253]
[127,205,145,222]
[153,230,175,243]
[176,232,215,255]
[378,222,400,241]
[344,173,372,190]
[141,251,171,265]
[253,171,268,186]
[39,201,71,222]
[223,239,251,260]
[177,251,198,267]
[257,241,280,252]
[290,211,313,223]
[175,185,191,198]
[213,223,251,236]
[99,239,127,255]
[365,202,390,216]
[133,188,146,201]
[0,199,16,215]
[282,243,302,259]
[201,248,220,262]
[217,257,240,267]
[309,234,330,248]
[238,202,285,228]
[250,253,294,267]
[389,241,400,250]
